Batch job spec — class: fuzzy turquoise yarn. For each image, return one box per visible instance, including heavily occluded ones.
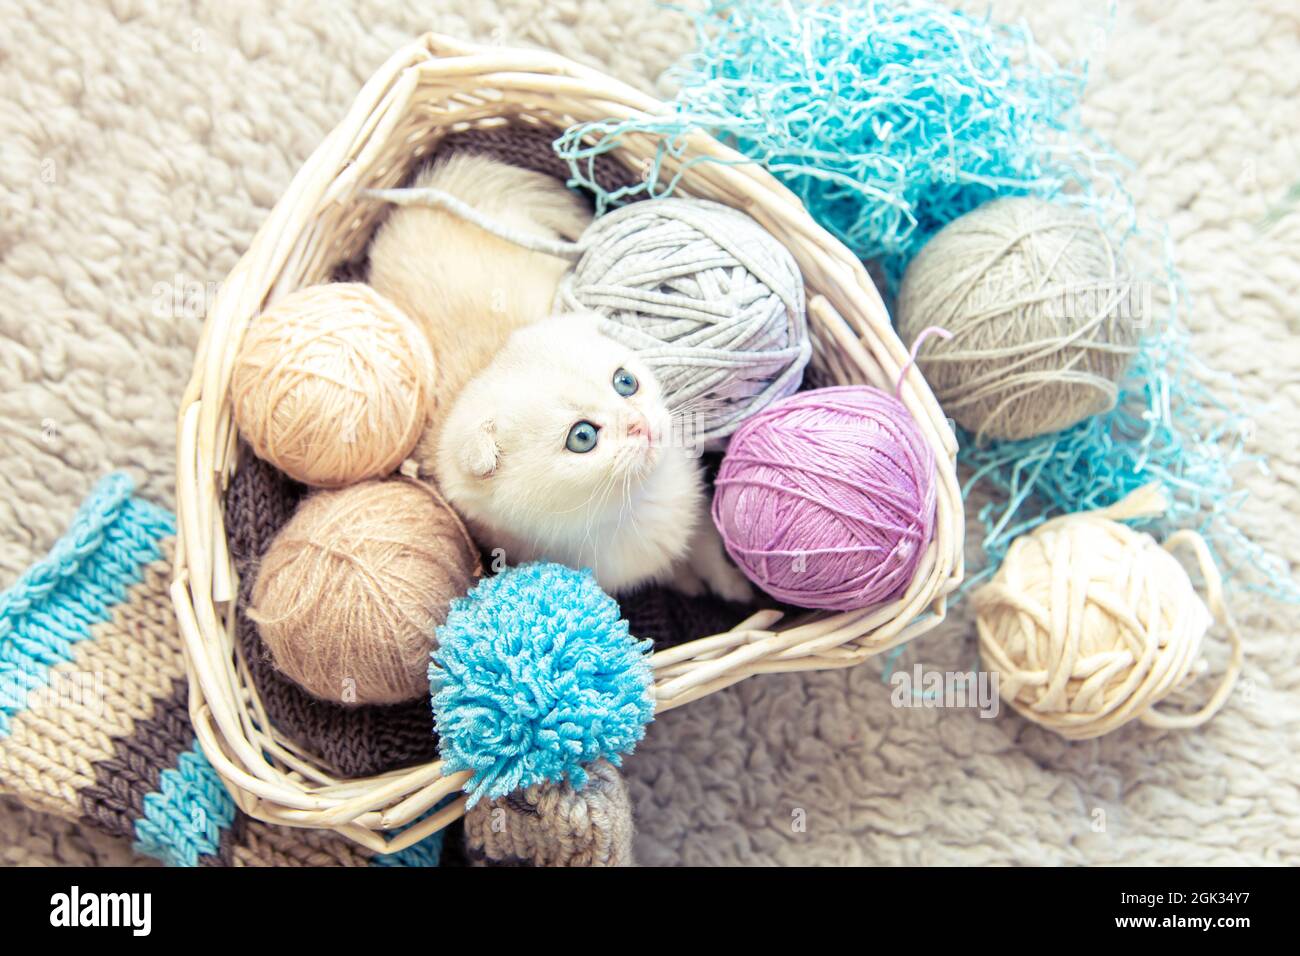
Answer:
[429,562,654,806]
[556,0,1097,291]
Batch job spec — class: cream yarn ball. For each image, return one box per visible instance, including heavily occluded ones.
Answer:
[232,283,435,487]
[249,479,480,705]
[973,486,1243,740]
[897,196,1139,443]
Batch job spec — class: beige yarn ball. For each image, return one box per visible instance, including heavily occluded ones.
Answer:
[973,486,1243,740]
[232,283,435,487]
[249,479,480,705]
[897,196,1139,443]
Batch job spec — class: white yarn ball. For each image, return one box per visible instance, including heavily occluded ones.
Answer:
[974,488,1243,740]
[556,197,810,449]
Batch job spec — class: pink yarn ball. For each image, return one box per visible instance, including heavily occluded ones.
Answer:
[712,386,937,611]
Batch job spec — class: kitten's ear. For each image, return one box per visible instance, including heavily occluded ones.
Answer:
[459,419,499,478]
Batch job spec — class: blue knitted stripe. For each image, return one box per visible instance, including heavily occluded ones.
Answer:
[368,795,455,866]
[370,826,445,867]
[0,473,175,736]
[132,739,238,867]
[128,738,442,867]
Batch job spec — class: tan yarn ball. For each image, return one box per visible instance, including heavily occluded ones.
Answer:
[249,479,480,705]
[897,196,1139,443]
[973,486,1243,740]
[232,283,435,487]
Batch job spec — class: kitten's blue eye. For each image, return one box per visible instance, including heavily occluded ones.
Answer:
[612,368,638,397]
[566,420,599,453]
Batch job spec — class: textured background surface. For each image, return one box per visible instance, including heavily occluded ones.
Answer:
[1,0,1297,865]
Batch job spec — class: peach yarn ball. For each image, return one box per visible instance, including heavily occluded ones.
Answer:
[231,282,435,487]
[249,479,481,705]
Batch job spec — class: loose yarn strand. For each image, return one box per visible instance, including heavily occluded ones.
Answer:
[895,325,954,398]
[364,187,586,260]
[1139,528,1243,730]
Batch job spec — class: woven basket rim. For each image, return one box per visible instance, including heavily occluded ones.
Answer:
[171,32,965,853]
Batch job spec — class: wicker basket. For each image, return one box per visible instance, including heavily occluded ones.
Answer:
[172,33,965,853]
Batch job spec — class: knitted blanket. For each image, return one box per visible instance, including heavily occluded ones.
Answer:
[0,473,444,866]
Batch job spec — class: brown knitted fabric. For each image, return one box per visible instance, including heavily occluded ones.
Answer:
[461,759,636,867]
[77,674,193,846]
[229,122,762,780]
[226,449,441,778]
[0,476,441,867]
[435,123,640,196]
[622,585,759,652]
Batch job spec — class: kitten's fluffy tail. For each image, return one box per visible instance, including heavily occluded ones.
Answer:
[412,152,591,242]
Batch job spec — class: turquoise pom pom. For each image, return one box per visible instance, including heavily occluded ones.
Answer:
[430,562,654,806]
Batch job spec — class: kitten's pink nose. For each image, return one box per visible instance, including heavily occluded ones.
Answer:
[627,414,651,442]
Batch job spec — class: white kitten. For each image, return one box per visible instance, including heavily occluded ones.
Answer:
[368,152,593,444]
[370,153,750,600]
[435,314,752,600]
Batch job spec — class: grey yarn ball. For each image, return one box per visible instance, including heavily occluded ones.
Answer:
[897,196,1140,444]
[556,197,810,449]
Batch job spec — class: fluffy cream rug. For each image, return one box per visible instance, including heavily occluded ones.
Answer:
[1,0,1297,866]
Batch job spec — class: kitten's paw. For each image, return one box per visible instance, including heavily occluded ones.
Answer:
[679,524,755,603]
[668,561,707,597]
[698,557,754,604]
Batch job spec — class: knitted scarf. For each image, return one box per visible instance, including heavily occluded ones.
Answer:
[0,473,442,867]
